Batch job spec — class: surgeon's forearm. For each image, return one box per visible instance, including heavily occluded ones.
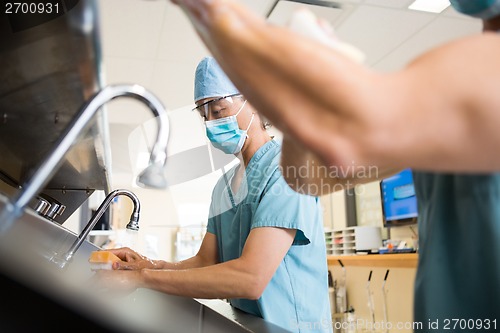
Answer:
[137,227,291,300]
[155,255,210,270]
[139,259,262,300]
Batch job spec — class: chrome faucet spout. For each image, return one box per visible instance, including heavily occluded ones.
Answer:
[0,84,169,235]
[56,189,140,268]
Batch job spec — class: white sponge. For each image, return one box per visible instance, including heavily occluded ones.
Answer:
[89,262,115,271]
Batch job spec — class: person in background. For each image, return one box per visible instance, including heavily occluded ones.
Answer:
[95,57,332,333]
[169,0,500,330]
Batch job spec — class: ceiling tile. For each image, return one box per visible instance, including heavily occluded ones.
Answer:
[98,0,167,59]
[373,15,482,71]
[364,0,414,9]
[149,60,201,111]
[153,3,210,110]
[156,3,209,62]
[335,5,435,65]
[102,57,155,88]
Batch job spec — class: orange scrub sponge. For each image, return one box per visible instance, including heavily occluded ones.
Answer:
[89,250,122,271]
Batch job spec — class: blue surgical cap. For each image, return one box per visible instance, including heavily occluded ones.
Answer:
[450,0,500,20]
[194,57,239,103]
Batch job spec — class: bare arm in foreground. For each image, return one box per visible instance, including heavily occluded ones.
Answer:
[171,0,500,187]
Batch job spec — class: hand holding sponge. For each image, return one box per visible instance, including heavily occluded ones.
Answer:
[89,250,123,271]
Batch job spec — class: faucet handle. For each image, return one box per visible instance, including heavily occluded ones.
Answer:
[46,200,66,220]
[34,194,66,221]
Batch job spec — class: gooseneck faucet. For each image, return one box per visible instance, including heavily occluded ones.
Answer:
[0,84,169,235]
[52,189,140,268]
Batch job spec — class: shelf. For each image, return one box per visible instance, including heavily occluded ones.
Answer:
[327,253,418,268]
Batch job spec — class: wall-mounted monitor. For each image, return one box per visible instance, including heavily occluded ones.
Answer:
[380,168,418,227]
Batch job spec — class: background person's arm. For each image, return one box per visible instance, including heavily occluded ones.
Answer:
[171,0,500,173]
[95,227,296,300]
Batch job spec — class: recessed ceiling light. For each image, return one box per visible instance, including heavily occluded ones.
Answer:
[409,0,450,13]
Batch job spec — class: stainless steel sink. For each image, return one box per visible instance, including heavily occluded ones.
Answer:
[0,195,290,333]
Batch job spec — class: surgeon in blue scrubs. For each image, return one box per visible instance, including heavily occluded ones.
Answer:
[99,57,332,333]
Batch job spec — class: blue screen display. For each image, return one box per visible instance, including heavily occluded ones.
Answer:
[380,168,418,224]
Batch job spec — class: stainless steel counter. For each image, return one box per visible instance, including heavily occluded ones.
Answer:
[0,194,291,333]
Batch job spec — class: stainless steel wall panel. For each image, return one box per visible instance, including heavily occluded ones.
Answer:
[0,0,109,224]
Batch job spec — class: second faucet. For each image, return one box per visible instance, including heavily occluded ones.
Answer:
[51,189,140,269]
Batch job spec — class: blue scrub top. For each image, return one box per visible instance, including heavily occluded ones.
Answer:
[413,172,500,329]
[207,140,332,333]
[412,11,500,328]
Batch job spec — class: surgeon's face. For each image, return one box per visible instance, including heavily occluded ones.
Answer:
[194,94,244,121]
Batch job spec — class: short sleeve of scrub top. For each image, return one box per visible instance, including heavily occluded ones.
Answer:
[251,167,320,246]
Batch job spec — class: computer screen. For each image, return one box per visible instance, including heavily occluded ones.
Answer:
[380,168,418,227]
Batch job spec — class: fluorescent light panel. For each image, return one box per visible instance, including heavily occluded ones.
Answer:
[409,0,450,13]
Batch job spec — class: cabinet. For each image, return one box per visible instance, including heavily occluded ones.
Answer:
[325,228,355,255]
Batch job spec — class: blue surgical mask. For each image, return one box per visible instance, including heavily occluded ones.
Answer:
[205,100,254,154]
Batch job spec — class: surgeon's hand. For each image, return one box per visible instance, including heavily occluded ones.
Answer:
[107,247,159,270]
